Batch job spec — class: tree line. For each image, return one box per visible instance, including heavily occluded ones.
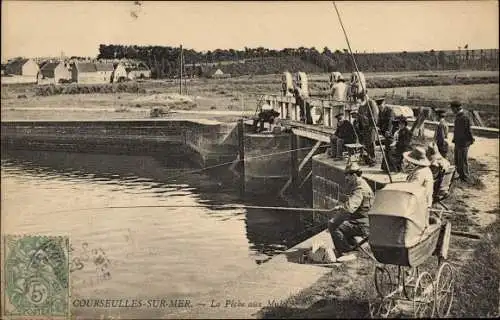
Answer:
[97,44,499,78]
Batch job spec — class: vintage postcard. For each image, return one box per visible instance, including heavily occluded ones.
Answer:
[1,1,498,319]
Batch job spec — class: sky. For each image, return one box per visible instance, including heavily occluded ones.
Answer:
[1,1,498,61]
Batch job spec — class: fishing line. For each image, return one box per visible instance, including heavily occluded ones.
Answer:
[165,145,317,180]
[37,204,336,216]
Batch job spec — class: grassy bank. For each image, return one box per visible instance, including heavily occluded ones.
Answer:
[2,70,498,127]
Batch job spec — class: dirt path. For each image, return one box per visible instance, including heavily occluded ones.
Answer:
[455,137,499,227]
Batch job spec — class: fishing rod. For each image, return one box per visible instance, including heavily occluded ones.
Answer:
[39,204,337,216]
[332,1,393,183]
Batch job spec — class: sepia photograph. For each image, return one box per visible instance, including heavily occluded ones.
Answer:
[1,1,499,319]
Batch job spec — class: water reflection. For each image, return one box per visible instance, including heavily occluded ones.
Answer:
[1,149,319,262]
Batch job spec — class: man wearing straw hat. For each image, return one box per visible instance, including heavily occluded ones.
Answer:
[403,146,434,208]
[327,161,374,261]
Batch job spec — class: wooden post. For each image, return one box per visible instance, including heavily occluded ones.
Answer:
[238,119,245,196]
[290,133,299,195]
[179,44,183,95]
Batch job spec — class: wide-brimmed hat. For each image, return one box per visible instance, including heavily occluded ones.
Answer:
[345,162,362,174]
[450,100,462,109]
[375,97,385,104]
[335,112,345,119]
[403,147,430,167]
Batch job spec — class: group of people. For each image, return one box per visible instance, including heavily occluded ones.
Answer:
[325,143,449,262]
[329,94,413,171]
[330,96,475,183]
[324,99,476,262]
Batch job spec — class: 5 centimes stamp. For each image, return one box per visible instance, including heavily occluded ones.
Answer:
[3,235,70,319]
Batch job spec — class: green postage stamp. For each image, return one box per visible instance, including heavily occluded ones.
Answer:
[2,235,70,319]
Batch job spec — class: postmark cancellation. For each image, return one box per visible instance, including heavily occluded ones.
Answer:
[2,235,70,319]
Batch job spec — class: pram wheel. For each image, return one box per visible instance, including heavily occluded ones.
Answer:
[374,265,396,298]
[435,262,454,318]
[369,298,395,319]
[413,271,435,318]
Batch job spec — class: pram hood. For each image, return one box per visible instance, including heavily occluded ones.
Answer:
[368,182,428,232]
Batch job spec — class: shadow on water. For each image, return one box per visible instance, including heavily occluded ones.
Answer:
[1,148,322,263]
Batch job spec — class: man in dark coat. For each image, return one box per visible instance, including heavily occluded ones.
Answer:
[330,112,357,158]
[357,93,379,166]
[376,97,395,149]
[434,109,449,158]
[253,104,280,133]
[451,101,475,181]
[384,115,413,172]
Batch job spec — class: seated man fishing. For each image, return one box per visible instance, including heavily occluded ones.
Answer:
[329,112,357,158]
[253,103,280,133]
[327,162,375,261]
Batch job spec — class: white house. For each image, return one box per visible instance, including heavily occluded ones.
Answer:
[112,63,128,82]
[71,62,114,84]
[38,61,71,84]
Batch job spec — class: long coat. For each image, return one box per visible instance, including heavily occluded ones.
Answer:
[358,98,379,144]
[378,107,395,137]
[452,110,474,147]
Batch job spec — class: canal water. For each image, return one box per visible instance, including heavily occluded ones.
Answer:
[1,149,318,317]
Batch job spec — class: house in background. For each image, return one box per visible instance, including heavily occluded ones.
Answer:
[5,58,39,76]
[112,63,128,82]
[126,63,151,80]
[38,61,71,84]
[211,68,231,79]
[4,58,39,83]
[71,62,114,84]
[95,63,114,83]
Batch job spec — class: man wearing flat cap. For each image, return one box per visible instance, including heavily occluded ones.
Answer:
[330,112,358,158]
[450,101,474,182]
[433,109,449,158]
[328,162,374,261]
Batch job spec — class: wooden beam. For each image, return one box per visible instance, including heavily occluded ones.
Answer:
[299,170,313,189]
[290,133,299,194]
[280,140,322,196]
[291,128,330,143]
[237,119,245,196]
[471,110,485,127]
[298,141,322,172]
